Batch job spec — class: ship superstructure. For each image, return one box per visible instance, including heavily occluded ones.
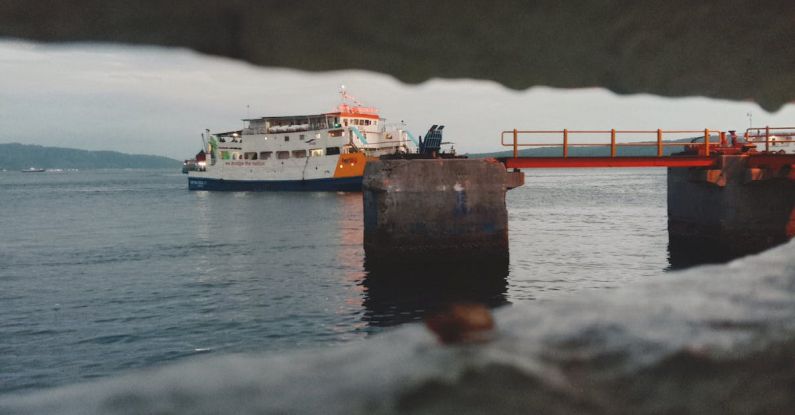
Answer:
[188,89,417,191]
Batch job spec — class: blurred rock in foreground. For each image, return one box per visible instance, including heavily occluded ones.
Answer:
[2,241,793,414]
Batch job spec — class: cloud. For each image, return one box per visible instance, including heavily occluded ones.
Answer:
[1,40,793,159]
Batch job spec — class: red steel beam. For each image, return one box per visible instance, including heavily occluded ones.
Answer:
[745,154,795,170]
[498,156,718,169]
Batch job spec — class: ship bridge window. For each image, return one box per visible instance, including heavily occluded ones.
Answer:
[309,148,324,157]
[299,134,305,141]
[329,130,343,137]
[259,151,272,160]
[292,150,307,158]
[277,151,290,160]
[244,152,258,160]
[284,136,290,142]
[326,147,341,156]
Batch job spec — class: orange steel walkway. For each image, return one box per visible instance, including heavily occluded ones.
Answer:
[496,127,795,169]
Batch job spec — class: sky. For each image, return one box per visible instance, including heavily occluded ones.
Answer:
[1,39,794,160]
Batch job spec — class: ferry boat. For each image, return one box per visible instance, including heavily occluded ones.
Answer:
[187,89,418,191]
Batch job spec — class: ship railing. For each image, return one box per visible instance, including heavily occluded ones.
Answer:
[744,126,795,153]
[500,129,725,158]
[349,126,370,145]
[403,130,420,148]
[350,127,416,148]
[356,137,413,150]
[265,124,328,134]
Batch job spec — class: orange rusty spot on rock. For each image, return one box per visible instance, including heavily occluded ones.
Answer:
[424,303,495,345]
[786,208,795,238]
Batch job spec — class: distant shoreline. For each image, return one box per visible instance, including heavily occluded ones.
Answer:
[0,143,180,170]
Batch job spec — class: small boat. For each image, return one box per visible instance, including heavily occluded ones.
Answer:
[21,167,45,173]
[182,158,200,174]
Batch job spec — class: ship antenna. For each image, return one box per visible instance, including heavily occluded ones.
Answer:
[339,84,364,107]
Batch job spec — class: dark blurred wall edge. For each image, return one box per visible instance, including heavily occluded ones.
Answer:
[0,0,793,111]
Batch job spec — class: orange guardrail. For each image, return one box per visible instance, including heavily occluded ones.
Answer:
[500,129,724,159]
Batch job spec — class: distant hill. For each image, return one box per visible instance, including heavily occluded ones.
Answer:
[0,143,180,170]
[467,137,703,158]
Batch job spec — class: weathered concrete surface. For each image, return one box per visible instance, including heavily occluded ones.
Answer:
[2,240,794,414]
[668,155,795,257]
[1,1,793,111]
[363,159,519,262]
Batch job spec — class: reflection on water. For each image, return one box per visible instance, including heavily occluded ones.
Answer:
[666,235,783,270]
[360,256,510,328]
[667,240,736,270]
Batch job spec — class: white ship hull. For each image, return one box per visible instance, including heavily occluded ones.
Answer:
[188,138,369,191]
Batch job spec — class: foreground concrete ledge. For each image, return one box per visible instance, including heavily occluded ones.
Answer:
[2,241,793,414]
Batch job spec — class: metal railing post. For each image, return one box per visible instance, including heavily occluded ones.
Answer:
[563,129,569,158]
[765,125,770,152]
[704,128,710,156]
[513,129,518,158]
[611,129,616,157]
[657,129,663,157]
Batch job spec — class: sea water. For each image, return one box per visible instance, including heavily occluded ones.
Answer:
[0,168,673,394]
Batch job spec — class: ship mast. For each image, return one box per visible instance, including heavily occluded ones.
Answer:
[339,84,364,107]
[336,85,378,115]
